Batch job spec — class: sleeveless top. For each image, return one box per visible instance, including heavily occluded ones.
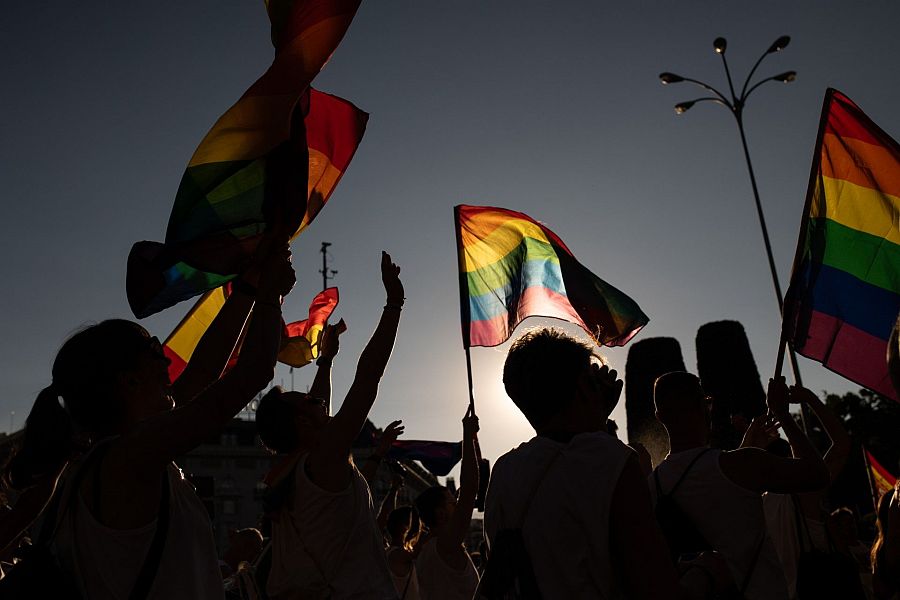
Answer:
[387,547,421,600]
[52,454,223,600]
[266,453,397,600]
[484,431,631,600]
[415,538,478,600]
[652,447,789,600]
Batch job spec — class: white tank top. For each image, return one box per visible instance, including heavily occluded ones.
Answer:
[53,459,223,600]
[484,431,631,600]
[415,538,478,600]
[652,447,789,600]
[266,453,397,600]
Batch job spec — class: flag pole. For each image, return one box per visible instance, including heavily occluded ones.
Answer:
[774,89,836,385]
[465,347,476,412]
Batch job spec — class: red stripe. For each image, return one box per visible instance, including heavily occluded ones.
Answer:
[456,204,577,257]
[468,286,586,347]
[164,345,188,383]
[306,90,368,172]
[826,91,900,153]
[796,310,897,400]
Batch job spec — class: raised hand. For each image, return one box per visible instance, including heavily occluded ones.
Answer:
[766,376,790,419]
[376,420,405,456]
[462,405,480,440]
[318,319,347,361]
[381,251,404,305]
[580,362,624,413]
[740,413,781,449]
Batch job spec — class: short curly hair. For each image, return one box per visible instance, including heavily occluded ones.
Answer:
[503,328,596,428]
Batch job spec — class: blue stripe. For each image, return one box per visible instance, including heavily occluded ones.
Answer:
[468,257,566,322]
[799,262,900,339]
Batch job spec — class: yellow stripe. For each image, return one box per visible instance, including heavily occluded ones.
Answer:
[188,94,295,167]
[164,288,228,361]
[461,216,554,273]
[307,324,324,359]
[811,175,900,244]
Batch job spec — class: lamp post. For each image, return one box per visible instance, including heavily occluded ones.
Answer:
[660,36,804,386]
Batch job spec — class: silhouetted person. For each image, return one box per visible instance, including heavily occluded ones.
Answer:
[873,484,900,599]
[386,506,421,600]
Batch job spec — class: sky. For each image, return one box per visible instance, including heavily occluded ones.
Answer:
[2,1,900,472]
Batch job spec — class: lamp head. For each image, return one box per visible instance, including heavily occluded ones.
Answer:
[772,70,797,83]
[713,37,727,54]
[674,101,695,115]
[768,36,791,53]
[659,72,685,84]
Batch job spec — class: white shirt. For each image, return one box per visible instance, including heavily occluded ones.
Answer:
[266,453,397,600]
[485,432,631,600]
[416,538,478,600]
[652,447,789,600]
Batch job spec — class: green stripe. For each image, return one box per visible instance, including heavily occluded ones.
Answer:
[814,217,900,293]
[464,236,560,297]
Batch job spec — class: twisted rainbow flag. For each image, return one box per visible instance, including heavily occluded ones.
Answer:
[279,287,340,368]
[127,0,364,318]
[455,205,649,348]
[783,89,900,401]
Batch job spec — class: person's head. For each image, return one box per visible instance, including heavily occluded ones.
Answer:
[653,371,711,443]
[386,506,420,550]
[415,485,457,531]
[4,320,172,489]
[224,527,264,571]
[503,328,613,433]
[830,507,858,543]
[255,386,329,454]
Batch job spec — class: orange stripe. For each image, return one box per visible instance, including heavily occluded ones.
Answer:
[821,132,900,199]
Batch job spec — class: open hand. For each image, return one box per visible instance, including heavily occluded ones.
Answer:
[580,362,623,414]
[376,420,405,456]
[381,251,404,304]
[739,413,781,449]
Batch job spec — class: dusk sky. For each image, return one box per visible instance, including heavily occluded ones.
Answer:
[3,1,900,471]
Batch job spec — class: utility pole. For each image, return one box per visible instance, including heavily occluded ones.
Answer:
[320,242,337,291]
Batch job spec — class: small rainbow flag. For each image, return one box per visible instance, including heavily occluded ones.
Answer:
[783,89,900,401]
[127,0,364,319]
[454,205,649,348]
[866,449,898,501]
[163,286,339,382]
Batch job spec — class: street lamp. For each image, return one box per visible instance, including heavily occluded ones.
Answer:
[659,36,805,386]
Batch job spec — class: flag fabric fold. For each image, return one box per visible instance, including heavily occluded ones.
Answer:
[127,0,364,319]
[279,287,340,368]
[866,449,898,500]
[783,89,900,401]
[454,204,649,348]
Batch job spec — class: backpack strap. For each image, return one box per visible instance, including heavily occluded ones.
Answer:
[654,448,713,498]
[516,447,564,529]
[128,467,170,600]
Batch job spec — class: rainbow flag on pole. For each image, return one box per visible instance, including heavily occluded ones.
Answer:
[279,287,340,368]
[454,205,649,348]
[127,0,364,318]
[783,89,900,401]
[866,449,898,500]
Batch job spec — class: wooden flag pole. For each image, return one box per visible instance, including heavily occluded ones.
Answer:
[863,446,880,513]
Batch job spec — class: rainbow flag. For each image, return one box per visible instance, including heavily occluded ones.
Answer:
[455,205,649,348]
[127,0,364,319]
[163,286,339,382]
[279,287,340,368]
[783,89,900,401]
[388,441,463,477]
[866,449,898,500]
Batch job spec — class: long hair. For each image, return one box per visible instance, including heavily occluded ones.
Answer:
[3,320,153,490]
[872,489,894,579]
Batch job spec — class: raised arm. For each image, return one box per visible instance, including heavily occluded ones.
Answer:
[437,407,480,568]
[170,285,255,406]
[309,252,403,480]
[720,377,829,494]
[306,320,346,405]
[792,386,850,478]
[360,420,404,484]
[111,244,294,479]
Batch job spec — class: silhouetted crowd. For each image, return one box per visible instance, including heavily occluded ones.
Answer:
[0,244,897,600]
